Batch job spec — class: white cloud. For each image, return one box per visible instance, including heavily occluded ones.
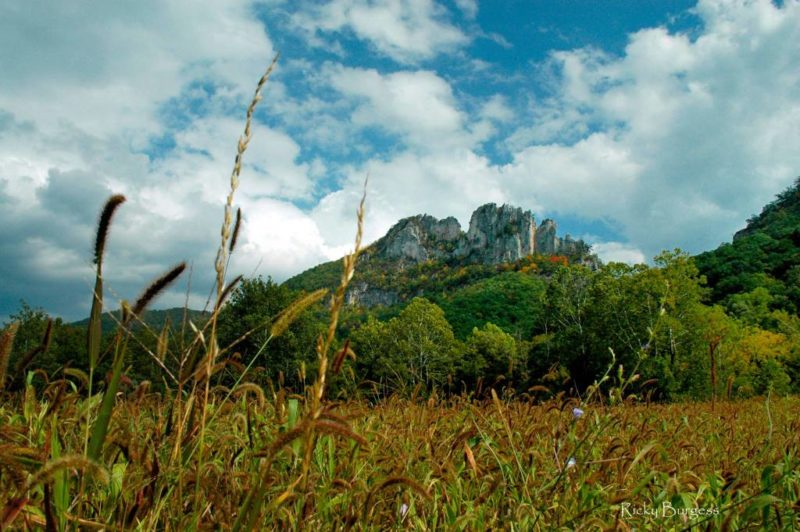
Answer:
[328,66,471,150]
[480,95,514,123]
[591,242,647,265]
[311,149,505,250]
[503,0,800,257]
[294,0,468,63]
[0,1,274,140]
[0,1,305,320]
[454,0,478,20]
[502,133,643,218]
[160,116,315,203]
[233,197,333,279]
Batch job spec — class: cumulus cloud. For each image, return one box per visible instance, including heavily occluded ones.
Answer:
[0,1,312,321]
[0,1,274,139]
[503,0,800,257]
[311,149,506,251]
[502,133,643,218]
[3,0,800,323]
[591,242,647,265]
[293,0,468,63]
[327,66,471,150]
[235,197,333,275]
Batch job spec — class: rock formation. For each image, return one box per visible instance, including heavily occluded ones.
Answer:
[535,219,559,254]
[285,202,592,308]
[378,215,462,263]
[459,204,537,263]
[371,203,585,266]
[345,282,400,307]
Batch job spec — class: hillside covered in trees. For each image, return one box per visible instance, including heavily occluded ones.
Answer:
[4,184,799,401]
[223,184,800,400]
[696,177,800,317]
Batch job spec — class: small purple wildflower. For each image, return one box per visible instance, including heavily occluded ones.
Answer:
[572,407,584,419]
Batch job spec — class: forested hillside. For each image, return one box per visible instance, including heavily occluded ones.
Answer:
[71,307,210,335]
[696,177,800,315]
[5,184,799,401]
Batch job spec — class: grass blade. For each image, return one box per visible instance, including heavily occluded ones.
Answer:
[87,332,129,461]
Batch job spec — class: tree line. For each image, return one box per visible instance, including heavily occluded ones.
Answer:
[4,250,799,401]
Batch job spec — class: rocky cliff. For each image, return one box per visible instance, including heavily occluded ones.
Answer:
[283,203,590,308]
[369,203,584,266]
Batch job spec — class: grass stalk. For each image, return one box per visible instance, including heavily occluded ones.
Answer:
[193,54,278,528]
[0,322,19,391]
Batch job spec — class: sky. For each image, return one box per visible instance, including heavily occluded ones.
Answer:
[1,0,799,322]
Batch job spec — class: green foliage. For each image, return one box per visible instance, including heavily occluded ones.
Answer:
[282,258,342,293]
[460,323,519,389]
[753,358,791,396]
[727,287,777,329]
[696,177,800,313]
[437,272,546,339]
[538,264,595,387]
[216,276,326,390]
[7,301,51,358]
[352,298,459,393]
[533,251,741,400]
[4,301,86,387]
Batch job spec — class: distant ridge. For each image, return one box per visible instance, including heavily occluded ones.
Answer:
[71,307,211,334]
[285,203,592,307]
[696,177,800,310]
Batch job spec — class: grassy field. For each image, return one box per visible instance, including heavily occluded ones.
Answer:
[1,389,798,530]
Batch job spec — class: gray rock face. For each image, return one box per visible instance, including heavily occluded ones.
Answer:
[536,219,559,254]
[345,282,400,307]
[534,219,584,256]
[460,204,537,263]
[382,219,429,262]
[339,203,591,307]
[372,203,587,267]
[377,214,463,265]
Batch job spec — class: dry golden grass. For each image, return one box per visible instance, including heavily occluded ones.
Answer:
[1,390,798,529]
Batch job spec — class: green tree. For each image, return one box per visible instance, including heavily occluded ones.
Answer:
[752,358,792,396]
[538,251,734,400]
[541,265,595,388]
[460,323,519,390]
[4,301,89,388]
[773,310,800,392]
[349,315,390,387]
[217,277,325,389]
[727,287,775,329]
[438,272,546,339]
[7,301,50,357]
[352,298,459,393]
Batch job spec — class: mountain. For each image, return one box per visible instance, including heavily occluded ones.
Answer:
[285,203,592,307]
[71,307,211,335]
[695,177,800,311]
[370,203,586,266]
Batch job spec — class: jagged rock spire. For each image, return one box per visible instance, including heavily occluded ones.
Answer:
[372,203,583,265]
